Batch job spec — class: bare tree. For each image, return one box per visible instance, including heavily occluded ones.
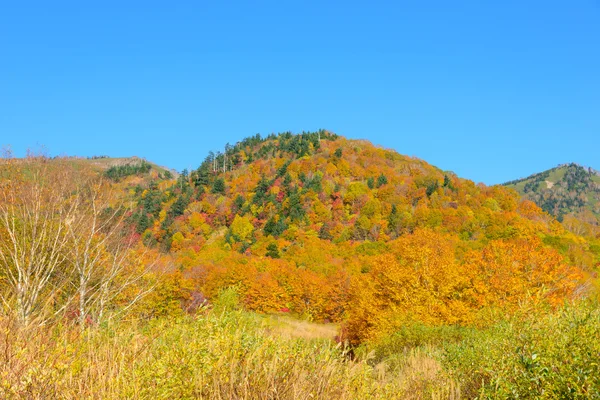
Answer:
[65,177,155,327]
[0,158,77,326]
[0,157,156,327]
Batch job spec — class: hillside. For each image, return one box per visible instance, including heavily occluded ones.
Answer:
[503,163,600,235]
[82,155,177,179]
[119,130,597,343]
[2,133,600,397]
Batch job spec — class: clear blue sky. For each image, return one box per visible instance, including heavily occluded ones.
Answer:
[1,1,598,184]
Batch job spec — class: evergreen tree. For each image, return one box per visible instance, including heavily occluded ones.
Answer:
[212,177,226,195]
[266,243,280,259]
[388,204,400,234]
[318,222,333,240]
[367,177,375,189]
[234,195,245,212]
[136,212,150,234]
[288,191,305,222]
[170,195,188,218]
[377,174,388,187]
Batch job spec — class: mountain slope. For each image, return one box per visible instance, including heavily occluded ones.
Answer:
[119,131,595,342]
[82,156,177,179]
[503,163,600,232]
[2,132,596,344]
[1,146,597,399]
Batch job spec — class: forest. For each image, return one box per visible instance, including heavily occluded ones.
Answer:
[0,132,599,398]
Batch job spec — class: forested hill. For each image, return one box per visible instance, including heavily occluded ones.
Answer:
[503,163,600,235]
[1,131,598,345]
[120,130,597,343]
[129,129,540,250]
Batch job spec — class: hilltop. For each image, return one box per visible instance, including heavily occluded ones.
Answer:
[503,163,600,235]
[80,155,178,180]
[116,130,596,343]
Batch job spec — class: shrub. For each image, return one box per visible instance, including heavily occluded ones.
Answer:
[442,300,600,398]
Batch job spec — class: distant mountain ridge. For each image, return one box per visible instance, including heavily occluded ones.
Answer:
[503,163,600,222]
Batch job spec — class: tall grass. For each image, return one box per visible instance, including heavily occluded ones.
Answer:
[1,298,597,399]
[0,309,454,399]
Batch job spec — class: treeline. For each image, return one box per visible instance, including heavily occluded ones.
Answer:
[190,130,337,186]
[105,160,152,181]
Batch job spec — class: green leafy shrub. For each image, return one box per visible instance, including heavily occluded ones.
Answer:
[442,300,600,398]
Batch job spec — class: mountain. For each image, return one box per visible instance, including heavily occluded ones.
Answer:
[503,164,600,235]
[118,130,595,343]
[4,132,595,344]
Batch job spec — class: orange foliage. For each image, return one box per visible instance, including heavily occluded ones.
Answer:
[111,132,595,340]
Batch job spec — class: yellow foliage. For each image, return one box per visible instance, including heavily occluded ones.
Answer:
[230,215,254,241]
[346,229,474,344]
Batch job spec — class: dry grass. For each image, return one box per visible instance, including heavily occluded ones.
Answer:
[0,310,462,399]
[260,314,339,340]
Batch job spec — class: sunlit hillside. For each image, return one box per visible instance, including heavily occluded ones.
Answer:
[504,163,600,238]
[1,132,599,398]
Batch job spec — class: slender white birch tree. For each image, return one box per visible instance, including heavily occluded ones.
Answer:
[0,157,77,325]
[0,156,155,327]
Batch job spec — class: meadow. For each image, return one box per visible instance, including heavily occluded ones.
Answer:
[1,289,597,399]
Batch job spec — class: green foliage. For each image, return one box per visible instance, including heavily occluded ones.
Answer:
[211,177,226,195]
[542,235,571,254]
[191,164,210,187]
[105,160,152,181]
[134,211,151,234]
[387,204,400,234]
[277,160,291,178]
[443,174,455,190]
[192,130,337,184]
[233,195,245,214]
[264,217,286,237]
[304,172,323,192]
[213,287,241,313]
[170,195,189,218]
[355,241,388,256]
[287,190,305,222]
[505,163,600,222]
[252,176,270,204]
[443,300,600,399]
[140,181,166,217]
[378,324,473,352]
[318,222,334,240]
[360,323,476,372]
[367,177,375,189]
[266,243,281,259]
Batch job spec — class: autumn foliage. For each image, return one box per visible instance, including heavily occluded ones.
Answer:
[111,131,597,343]
[3,132,595,344]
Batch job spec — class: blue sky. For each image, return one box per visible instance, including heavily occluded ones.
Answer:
[1,1,598,184]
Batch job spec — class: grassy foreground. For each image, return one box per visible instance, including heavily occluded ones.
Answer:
[0,297,598,399]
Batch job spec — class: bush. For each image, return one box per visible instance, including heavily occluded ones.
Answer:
[442,300,600,398]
